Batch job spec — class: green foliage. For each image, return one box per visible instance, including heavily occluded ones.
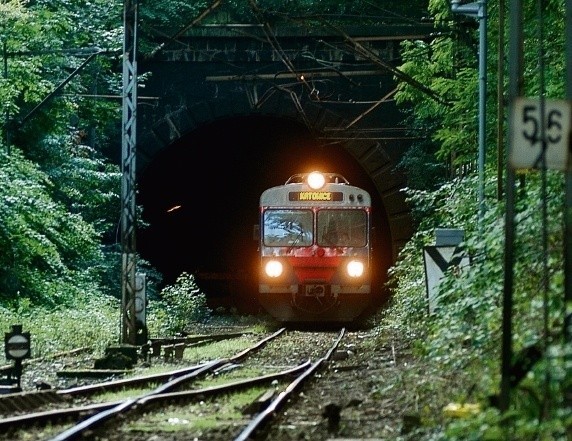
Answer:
[395,104,450,191]
[138,0,430,52]
[147,272,211,336]
[239,0,429,20]
[441,401,570,441]
[0,150,104,306]
[384,169,570,439]
[386,1,571,437]
[0,294,119,357]
[140,0,210,28]
[395,0,566,176]
[33,140,121,237]
[0,0,132,311]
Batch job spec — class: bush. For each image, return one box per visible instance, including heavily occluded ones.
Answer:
[0,294,120,358]
[147,272,211,336]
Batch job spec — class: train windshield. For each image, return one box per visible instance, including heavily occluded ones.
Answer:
[262,208,367,247]
[317,209,367,247]
[263,209,313,247]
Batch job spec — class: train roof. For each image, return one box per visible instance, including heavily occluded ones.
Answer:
[261,171,371,206]
[285,172,349,185]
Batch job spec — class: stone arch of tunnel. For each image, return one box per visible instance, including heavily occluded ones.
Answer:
[129,20,437,313]
[137,112,414,314]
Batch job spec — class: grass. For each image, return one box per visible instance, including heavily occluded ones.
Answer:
[95,386,158,402]
[195,367,287,387]
[123,387,270,434]
[0,296,120,358]
[182,335,264,363]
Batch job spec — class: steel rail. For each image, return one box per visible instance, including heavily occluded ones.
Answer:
[46,327,286,441]
[136,359,312,406]
[234,327,346,441]
[0,359,310,434]
[58,361,212,396]
[0,401,122,433]
[65,327,267,395]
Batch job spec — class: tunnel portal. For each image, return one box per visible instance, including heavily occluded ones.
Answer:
[138,115,393,312]
[133,23,427,312]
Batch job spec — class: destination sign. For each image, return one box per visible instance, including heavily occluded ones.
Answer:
[289,191,343,202]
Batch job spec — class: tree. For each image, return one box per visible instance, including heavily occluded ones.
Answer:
[387,0,570,436]
[0,0,125,307]
[0,150,102,306]
[394,0,566,173]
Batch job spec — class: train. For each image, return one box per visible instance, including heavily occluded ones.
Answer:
[257,171,372,322]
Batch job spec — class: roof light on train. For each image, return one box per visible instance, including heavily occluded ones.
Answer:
[265,260,283,278]
[346,260,364,278]
[307,171,326,189]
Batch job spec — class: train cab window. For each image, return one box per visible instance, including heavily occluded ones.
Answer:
[317,210,367,247]
[263,209,313,247]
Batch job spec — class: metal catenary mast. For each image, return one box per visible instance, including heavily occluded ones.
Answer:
[120,0,138,345]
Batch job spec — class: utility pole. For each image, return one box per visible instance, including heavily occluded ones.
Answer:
[120,0,138,345]
[565,0,572,343]
[450,0,487,235]
[501,0,521,413]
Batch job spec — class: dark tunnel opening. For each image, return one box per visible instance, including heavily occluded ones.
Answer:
[137,115,392,315]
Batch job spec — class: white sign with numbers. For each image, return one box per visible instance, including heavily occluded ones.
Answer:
[510,98,571,171]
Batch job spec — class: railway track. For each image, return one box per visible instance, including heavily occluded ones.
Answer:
[0,326,359,441]
[0,328,282,435]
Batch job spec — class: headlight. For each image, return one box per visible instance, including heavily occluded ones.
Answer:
[265,260,283,278]
[307,171,325,189]
[346,260,364,278]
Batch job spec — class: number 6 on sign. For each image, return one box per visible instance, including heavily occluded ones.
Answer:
[510,98,571,171]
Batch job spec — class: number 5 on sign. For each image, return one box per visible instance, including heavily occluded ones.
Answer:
[510,98,571,171]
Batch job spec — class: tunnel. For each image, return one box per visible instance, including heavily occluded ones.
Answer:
[137,114,394,315]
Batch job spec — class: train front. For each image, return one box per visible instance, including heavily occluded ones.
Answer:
[258,171,372,322]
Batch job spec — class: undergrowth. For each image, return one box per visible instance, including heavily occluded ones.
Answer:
[380,170,571,440]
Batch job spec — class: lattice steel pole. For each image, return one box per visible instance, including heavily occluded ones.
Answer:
[121,0,138,345]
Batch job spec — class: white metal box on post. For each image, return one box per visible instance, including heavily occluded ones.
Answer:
[435,228,465,246]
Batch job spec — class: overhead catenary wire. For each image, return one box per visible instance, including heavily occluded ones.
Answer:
[146,0,223,59]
